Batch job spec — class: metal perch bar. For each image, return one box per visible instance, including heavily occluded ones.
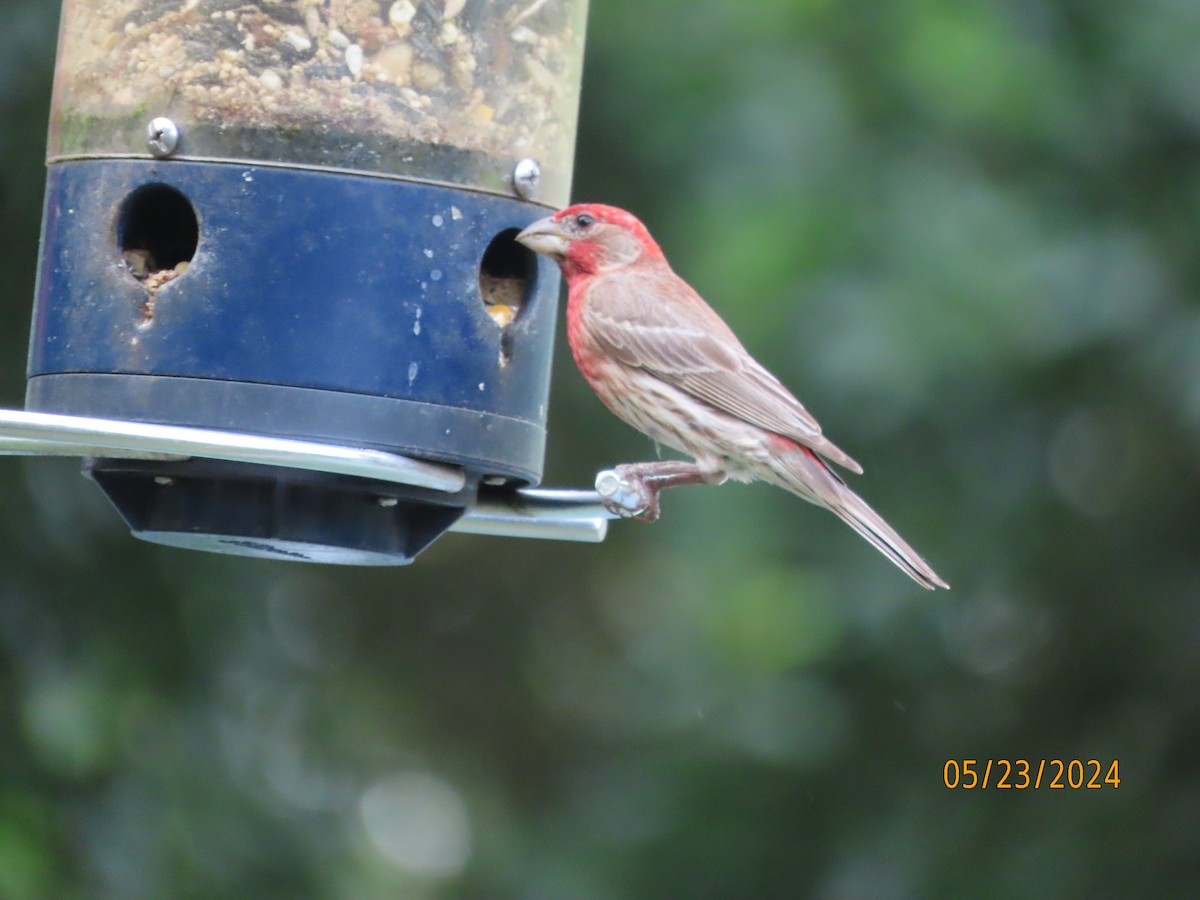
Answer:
[454,486,617,543]
[0,409,465,493]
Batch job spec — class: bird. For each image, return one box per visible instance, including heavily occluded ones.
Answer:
[516,204,948,590]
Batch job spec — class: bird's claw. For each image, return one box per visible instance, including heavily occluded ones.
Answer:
[595,468,660,521]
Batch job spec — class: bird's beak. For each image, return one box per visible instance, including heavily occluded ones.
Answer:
[515,216,569,257]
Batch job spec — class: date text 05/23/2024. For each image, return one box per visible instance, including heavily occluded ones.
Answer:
[943,759,1120,790]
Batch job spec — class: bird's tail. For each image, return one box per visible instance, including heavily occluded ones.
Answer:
[826,482,949,590]
[767,448,949,590]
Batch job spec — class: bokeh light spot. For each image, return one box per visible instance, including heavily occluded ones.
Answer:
[358,772,472,878]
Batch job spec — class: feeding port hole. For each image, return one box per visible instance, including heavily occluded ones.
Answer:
[479,228,536,366]
[116,183,199,322]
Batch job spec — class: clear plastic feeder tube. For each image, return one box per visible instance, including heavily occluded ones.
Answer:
[48,0,587,205]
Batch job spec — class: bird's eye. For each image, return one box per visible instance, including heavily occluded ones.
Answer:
[574,212,595,229]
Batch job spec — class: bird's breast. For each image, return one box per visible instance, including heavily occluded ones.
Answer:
[565,288,603,383]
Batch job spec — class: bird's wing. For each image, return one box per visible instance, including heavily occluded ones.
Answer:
[582,265,863,473]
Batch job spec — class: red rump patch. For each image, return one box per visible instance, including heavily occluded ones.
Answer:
[767,432,801,453]
[770,434,836,474]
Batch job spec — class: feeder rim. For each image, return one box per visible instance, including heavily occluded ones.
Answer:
[43,153,562,210]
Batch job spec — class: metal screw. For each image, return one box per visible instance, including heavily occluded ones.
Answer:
[595,470,622,499]
[595,469,650,517]
[147,117,180,158]
[512,158,540,199]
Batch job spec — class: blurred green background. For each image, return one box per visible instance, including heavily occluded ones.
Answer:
[3,1,1199,897]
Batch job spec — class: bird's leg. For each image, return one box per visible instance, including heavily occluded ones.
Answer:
[595,461,724,522]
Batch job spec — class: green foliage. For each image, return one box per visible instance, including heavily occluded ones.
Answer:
[3,0,1200,896]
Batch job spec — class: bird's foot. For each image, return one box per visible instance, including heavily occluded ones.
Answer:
[595,466,660,521]
[594,461,720,522]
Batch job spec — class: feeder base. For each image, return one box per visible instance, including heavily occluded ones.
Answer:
[87,457,471,565]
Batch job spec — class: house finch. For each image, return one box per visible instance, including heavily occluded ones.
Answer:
[516,204,948,590]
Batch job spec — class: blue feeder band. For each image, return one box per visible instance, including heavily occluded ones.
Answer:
[26,159,561,484]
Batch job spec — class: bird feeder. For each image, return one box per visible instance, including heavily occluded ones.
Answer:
[0,0,618,564]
